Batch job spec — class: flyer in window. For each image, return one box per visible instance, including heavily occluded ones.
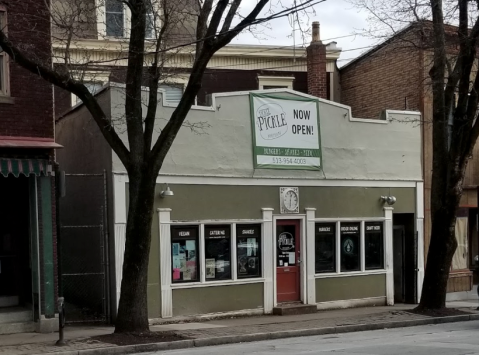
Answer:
[186,240,196,251]
[186,260,196,279]
[172,255,181,269]
[247,238,256,256]
[172,243,180,256]
[288,252,295,265]
[238,256,248,274]
[206,258,215,278]
[183,267,192,281]
[217,260,224,272]
[179,254,186,272]
[187,250,196,261]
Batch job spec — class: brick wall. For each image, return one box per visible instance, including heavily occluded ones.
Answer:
[307,43,327,99]
[339,31,423,119]
[0,0,53,139]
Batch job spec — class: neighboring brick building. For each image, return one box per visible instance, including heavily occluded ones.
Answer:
[340,22,477,299]
[0,0,60,333]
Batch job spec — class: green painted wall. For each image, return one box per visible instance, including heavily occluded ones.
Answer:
[141,184,413,317]
[172,283,263,316]
[39,177,55,317]
[155,185,415,220]
[316,274,386,302]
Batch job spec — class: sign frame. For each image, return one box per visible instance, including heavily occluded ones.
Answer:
[249,92,322,171]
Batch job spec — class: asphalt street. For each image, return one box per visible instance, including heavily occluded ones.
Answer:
[140,320,479,355]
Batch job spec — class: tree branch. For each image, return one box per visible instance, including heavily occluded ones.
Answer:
[124,0,148,164]
[0,29,131,169]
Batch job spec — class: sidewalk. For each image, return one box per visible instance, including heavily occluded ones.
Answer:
[2,300,479,355]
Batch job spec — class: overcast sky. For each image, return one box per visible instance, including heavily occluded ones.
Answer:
[234,0,379,67]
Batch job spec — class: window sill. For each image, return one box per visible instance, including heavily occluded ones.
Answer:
[171,278,265,289]
[0,95,15,104]
[315,270,386,278]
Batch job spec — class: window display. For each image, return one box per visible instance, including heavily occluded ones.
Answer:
[171,226,199,283]
[236,224,261,278]
[205,225,231,281]
[340,222,360,272]
[365,222,384,270]
[315,223,336,273]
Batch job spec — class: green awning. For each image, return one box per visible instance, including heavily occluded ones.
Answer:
[0,159,49,177]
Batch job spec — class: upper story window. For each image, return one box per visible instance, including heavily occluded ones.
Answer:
[0,8,9,97]
[258,76,294,90]
[105,0,125,37]
[145,0,155,39]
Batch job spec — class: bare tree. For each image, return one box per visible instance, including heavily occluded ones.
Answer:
[0,0,324,332]
[348,0,479,310]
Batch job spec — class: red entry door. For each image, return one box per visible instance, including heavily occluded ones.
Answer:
[276,220,301,303]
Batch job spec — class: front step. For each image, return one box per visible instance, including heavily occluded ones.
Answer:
[0,307,32,323]
[273,303,317,316]
[0,321,35,335]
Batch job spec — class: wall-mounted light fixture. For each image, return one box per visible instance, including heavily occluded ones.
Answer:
[160,184,174,198]
[380,195,397,206]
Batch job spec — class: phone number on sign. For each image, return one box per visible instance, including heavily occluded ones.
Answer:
[272,157,307,165]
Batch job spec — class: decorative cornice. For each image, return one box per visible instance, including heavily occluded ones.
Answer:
[52,39,341,66]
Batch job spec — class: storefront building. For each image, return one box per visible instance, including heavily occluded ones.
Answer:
[57,85,423,319]
[0,1,60,333]
[98,87,423,318]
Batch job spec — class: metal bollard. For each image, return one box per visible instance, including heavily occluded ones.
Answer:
[56,297,66,346]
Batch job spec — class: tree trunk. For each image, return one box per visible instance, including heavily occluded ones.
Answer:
[114,166,157,333]
[417,207,457,309]
[418,168,462,310]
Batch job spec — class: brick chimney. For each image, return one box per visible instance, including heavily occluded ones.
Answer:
[307,21,327,99]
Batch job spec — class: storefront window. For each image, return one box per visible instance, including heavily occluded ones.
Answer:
[365,222,384,270]
[171,226,199,283]
[236,224,261,278]
[340,222,360,272]
[315,223,336,273]
[205,225,231,281]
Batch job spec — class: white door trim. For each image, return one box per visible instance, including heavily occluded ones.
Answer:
[273,215,306,306]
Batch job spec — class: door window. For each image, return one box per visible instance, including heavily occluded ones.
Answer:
[277,225,296,267]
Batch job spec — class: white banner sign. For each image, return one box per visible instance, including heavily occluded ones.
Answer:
[250,94,321,170]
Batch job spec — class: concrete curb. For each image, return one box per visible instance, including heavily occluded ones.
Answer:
[31,314,477,355]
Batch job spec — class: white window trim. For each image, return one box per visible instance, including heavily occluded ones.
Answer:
[0,6,10,97]
[167,219,265,287]
[313,219,387,278]
[258,76,295,90]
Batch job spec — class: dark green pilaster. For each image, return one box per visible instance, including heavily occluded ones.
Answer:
[39,176,55,317]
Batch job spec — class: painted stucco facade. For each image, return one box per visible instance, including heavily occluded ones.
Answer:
[57,85,423,320]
